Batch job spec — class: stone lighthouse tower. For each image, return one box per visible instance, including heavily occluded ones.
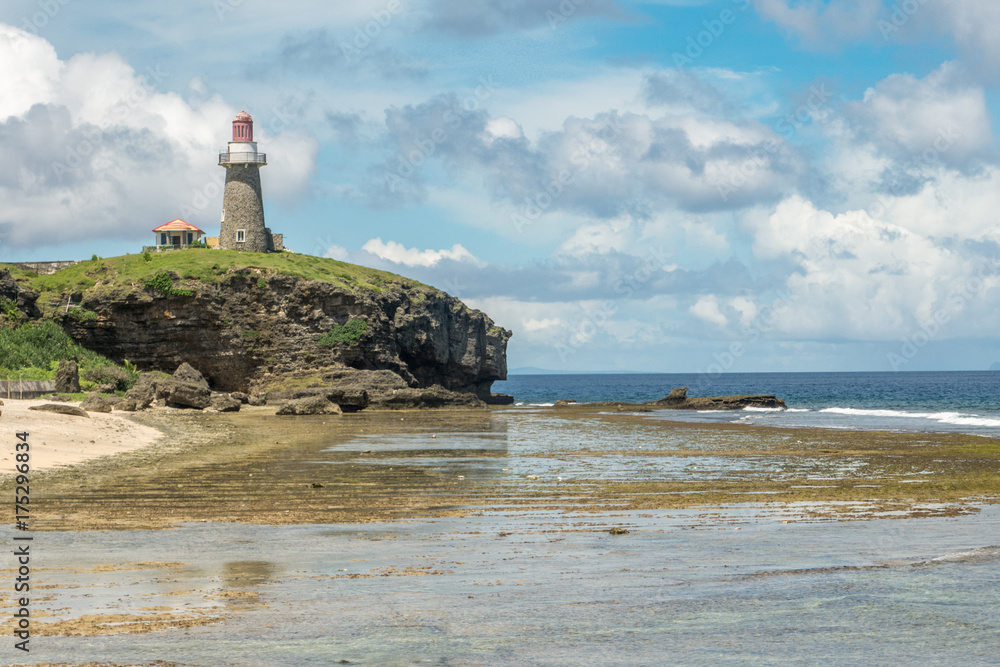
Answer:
[219,112,275,252]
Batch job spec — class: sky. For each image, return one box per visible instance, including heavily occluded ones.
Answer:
[2,0,1000,373]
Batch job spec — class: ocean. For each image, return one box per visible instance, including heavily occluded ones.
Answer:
[494,370,1000,436]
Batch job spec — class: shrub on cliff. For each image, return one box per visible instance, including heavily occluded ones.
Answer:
[144,272,195,297]
[318,319,370,347]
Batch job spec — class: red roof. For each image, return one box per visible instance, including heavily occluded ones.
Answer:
[152,219,205,233]
[234,111,253,122]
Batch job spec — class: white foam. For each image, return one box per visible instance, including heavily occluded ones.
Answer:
[819,407,1000,428]
[785,408,810,413]
[743,406,785,412]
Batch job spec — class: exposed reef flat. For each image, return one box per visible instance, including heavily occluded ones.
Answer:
[6,403,996,532]
[555,386,787,411]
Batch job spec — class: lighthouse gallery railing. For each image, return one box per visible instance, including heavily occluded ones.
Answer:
[219,152,267,165]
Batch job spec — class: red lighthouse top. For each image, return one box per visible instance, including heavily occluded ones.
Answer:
[233,111,253,142]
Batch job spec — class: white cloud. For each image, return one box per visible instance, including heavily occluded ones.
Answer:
[743,195,1000,340]
[847,63,992,167]
[323,244,349,260]
[361,237,482,267]
[690,294,728,327]
[0,23,317,249]
[752,0,889,48]
[523,317,561,332]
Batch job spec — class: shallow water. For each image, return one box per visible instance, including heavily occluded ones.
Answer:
[3,404,999,664]
[4,505,1000,665]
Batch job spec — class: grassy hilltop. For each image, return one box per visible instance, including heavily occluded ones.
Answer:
[5,250,435,317]
[0,249,438,388]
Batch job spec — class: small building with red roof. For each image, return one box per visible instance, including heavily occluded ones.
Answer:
[151,219,206,250]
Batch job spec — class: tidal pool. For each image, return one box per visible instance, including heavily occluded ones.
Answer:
[3,506,999,665]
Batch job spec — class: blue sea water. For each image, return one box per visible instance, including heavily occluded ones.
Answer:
[494,371,1000,436]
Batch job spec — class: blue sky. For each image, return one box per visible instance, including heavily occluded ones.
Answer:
[3,0,1000,373]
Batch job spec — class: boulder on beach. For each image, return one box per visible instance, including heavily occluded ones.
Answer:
[122,372,169,410]
[161,379,211,409]
[210,393,242,413]
[29,403,89,418]
[173,362,210,390]
[81,393,113,413]
[276,395,342,416]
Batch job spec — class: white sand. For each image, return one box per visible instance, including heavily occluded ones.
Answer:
[0,399,164,471]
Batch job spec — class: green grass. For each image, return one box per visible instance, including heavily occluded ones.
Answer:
[318,319,370,347]
[1,250,438,317]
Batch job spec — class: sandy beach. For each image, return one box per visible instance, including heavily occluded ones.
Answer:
[0,399,165,471]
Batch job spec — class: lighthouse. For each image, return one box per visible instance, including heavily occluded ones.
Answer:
[218,112,279,252]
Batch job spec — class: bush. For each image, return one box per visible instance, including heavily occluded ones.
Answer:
[318,319,369,347]
[67,308,99,323]
[82,364,132,390]
[144,272,195,297]
[256,277,267,289]
[0,299,20,320]
[142,251,152,262]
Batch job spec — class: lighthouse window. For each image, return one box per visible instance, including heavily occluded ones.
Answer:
[237,229,246,242]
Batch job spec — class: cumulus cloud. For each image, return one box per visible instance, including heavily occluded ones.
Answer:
[0,23,316,250]
[752,0,890,49]
[360,237,482,267]
[365,91,801,216]
[754,0,1000,81]
[690,294,728,327]
[743,195,1000,341]
[847,63,993,171]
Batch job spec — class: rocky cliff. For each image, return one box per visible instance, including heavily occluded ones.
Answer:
[3,255,511,406]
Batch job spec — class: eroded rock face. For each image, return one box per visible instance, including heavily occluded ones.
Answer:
[61,273,511,396]
[55,360,80,394]
[0,269,41,320]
